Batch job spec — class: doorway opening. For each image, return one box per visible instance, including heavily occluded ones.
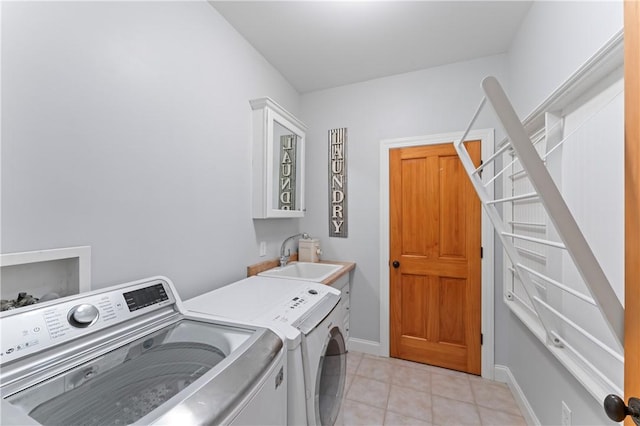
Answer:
[379,129,495,378]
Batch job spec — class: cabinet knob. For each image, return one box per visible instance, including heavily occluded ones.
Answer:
[392,260,400,268]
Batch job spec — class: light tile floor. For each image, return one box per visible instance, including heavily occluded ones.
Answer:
[336,351,527,426]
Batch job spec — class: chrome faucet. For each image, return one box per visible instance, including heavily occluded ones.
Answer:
[280,232,310,267]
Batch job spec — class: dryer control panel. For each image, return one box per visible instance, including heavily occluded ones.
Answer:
[0,278,176,365]
[262,286,324,325]
[258,285,341,336]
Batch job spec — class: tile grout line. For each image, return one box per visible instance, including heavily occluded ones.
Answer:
[468,375,482,423]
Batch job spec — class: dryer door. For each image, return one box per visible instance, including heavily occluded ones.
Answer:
[314,326,346,425]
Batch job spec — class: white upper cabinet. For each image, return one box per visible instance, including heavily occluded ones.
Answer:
[250,98,307,219]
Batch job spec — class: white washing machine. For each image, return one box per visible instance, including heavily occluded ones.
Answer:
[0,276,287,426]
[185,276,347,425]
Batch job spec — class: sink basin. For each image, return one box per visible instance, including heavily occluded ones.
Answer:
[258,262,342,282]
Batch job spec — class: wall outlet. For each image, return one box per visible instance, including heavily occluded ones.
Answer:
[561,401,572,426]
[259,241,267,257]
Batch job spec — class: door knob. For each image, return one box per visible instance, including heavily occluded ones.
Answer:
[392,260,400,268]
[603,394,640,425]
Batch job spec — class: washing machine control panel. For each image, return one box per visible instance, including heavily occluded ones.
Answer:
[68,303,100,328]
[0,279,176,365]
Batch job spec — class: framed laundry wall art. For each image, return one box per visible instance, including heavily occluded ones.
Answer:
[329,128,348,238]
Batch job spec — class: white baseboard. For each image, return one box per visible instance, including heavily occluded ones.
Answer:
[494,365,540,426]
[347,337,380,356]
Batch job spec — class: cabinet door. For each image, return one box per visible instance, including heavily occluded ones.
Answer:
[251,98,307,219]
[332,275,350,339]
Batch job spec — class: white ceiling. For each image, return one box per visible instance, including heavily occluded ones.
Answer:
[210,1,533,93]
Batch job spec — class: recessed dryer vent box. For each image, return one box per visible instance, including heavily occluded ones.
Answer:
[1,246,91,312]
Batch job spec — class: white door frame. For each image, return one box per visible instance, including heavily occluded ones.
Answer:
[378,129,495,379]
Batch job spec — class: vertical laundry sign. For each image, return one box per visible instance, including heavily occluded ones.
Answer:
[279,134,296,210]
[329,128,348,238]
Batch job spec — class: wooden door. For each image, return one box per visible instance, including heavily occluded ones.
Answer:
[389,141,482,374]
[625,1,639,424]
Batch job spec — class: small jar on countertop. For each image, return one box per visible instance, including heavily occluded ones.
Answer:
[298,238,322,262]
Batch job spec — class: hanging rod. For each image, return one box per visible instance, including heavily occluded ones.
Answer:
[549,331,623,396]
[502,232,566,249]
[509,266,547,291]
[509,168,528,180]
[535,298,623,363]
[515,246,547,260]
[474,142,512,174]
[485,156,520,187]
[519,263,595,305]
[507,127,547,156]
[508,158,550,179]
[487,192,539,204]
[511,291,540,317]
[509,220,547,227]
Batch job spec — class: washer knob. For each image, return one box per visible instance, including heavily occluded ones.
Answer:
[68,304,99,328]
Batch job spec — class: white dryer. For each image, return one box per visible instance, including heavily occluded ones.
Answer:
[185,276,347,425]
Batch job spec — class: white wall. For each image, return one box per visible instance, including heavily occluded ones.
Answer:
[500,2,623,425]
[1,1,302,300]
[300,54,507,342]
[507,1,624,118]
